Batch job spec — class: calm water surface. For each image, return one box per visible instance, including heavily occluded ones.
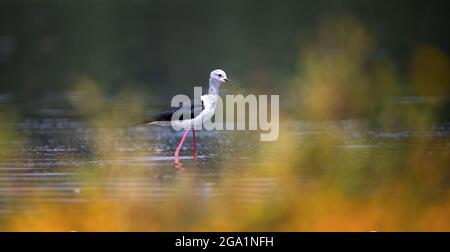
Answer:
[1,118,449,220]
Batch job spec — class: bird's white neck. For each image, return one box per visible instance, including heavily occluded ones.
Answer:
[208,78,221,95]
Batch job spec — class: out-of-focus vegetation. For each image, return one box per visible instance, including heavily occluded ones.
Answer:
[0,0,449,231]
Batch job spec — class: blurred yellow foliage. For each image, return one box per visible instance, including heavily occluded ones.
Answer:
[412,45,450,96]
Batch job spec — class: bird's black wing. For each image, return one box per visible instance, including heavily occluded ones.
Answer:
[132,99,204,126]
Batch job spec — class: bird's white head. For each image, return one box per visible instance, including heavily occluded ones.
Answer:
[210,69,227,83]
[208,69,242,95]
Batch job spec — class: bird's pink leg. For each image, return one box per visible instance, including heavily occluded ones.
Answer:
[174,129,191,163]
[192,129,197,160]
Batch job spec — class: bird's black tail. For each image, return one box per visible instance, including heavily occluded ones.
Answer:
[130,119,154,127]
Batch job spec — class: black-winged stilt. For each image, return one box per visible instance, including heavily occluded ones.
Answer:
[134,69,241,164]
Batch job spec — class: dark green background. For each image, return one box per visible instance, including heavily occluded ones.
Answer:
[0,0,449,112]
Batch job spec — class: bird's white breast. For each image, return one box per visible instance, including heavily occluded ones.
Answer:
[171,94,219,129]
[201,94,219,115]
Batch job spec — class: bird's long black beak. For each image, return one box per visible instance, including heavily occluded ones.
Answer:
[224,78,244,90]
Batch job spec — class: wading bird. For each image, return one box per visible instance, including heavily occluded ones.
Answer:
[133,69,241,164]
